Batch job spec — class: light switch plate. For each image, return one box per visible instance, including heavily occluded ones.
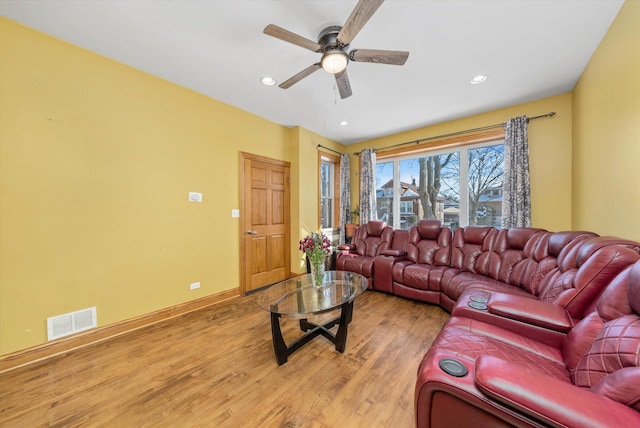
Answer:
[189,192,202,202]
[231,209,240,218]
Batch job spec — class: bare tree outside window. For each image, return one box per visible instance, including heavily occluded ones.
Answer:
[468,145,504,226]
[398,155,460,229]
[418,154,454,220]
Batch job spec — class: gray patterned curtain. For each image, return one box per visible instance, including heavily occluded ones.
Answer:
[502,116,531,228]
[338,153,351,244]
[359,149,377,224]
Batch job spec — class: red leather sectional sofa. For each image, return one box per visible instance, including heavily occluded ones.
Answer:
[336,220,640,427]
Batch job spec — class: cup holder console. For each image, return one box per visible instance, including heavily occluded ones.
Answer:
[438,358,468,377]
[468,295,488,310]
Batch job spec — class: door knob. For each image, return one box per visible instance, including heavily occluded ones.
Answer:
[246,230,258,235]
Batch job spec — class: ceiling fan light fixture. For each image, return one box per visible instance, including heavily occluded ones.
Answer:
[321,50,348,74]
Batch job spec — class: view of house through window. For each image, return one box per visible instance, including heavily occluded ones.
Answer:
[320,154,340,230]
[376,141,505,230]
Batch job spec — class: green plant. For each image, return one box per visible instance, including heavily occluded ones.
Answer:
[348,205,360,224]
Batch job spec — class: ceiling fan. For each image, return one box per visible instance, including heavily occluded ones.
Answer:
[263,0,409,99]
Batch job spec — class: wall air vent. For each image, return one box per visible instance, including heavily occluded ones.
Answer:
[47,307,97,341]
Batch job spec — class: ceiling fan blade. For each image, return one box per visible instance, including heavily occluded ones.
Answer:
[279,63,322,89]
[264,24,322,52]
[335,69,352,99]
[337,0,385,46]
[350,49,409,65]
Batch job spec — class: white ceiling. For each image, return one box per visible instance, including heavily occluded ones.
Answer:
[0,0,624,144]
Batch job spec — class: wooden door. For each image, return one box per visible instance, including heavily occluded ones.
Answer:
[240,153,291,293]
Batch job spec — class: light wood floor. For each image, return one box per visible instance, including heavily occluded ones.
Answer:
[0,290,449,427]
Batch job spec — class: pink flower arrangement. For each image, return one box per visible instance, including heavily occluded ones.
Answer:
[299,232,332,264]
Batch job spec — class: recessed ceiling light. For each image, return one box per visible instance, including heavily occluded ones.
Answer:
[261,76,276,86]
[470,75,488,84]
[339,121,349,126]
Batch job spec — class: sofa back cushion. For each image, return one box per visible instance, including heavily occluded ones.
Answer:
[407,220,452,266]
[487,228,549,292]
[590,367,640,412]
[563,261,640,390]
[537,237,640,319]
[530,232,598,296]
[450,226,498,274]
[353,220,393,257]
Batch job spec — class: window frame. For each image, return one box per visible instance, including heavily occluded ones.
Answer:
[376,134,505,230]
[318,153,341,231]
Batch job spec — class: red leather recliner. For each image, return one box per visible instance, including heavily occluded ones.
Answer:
[335,220,392,288]
[388,220,452,304]
[451,237,640,343]
[415,259,640,428]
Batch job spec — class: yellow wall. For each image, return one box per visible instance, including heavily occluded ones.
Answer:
[289,126,344,272]
[0,18,338,354]
[572,0,640,241]
[348,93,574,232]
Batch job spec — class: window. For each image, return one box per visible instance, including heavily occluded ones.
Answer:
[320,154,340,229]
[376,161,394,226]
[376,140,504,230]
[400,201,413,214]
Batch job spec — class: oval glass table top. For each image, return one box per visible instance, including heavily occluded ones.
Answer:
[256,271,368,316]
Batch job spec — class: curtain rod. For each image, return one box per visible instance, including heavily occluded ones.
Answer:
[354,111,556,155]
[317,144,344,155]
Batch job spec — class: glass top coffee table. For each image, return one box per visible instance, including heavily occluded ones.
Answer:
[256,271,368,365]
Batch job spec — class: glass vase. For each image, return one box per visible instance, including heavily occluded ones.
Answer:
[310,261,326,287]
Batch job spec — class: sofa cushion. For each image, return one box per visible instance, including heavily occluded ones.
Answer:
[425,319,568,380]
[489,228,549,293]
[340,255,375,279]
[590,367,640,411]
[401,264,451,292]
[408,220,452,266]
[417,219,443,240]
[354,221,392,257]
[573,315,640,387]
[367,219,386,234]
[449,226,498,274]
[440,271,532,302]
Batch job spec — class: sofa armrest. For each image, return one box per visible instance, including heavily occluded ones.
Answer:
[474,356,640,428]
[373,252,406,294]
[337,244,355,252]
[379,249,407,258]
[487,293,574,333]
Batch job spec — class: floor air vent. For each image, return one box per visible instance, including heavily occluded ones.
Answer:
[47,307,97,341]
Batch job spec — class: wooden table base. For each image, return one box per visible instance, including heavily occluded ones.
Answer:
[270,300,354,365]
